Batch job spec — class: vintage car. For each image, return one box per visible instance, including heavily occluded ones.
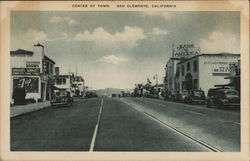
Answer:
[51,91,73,107]
[206,88,240,108]
[176,90,190,102]
[167,91,179,101]
[186,90,206,104]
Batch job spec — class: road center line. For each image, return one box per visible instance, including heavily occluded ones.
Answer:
[184,110,205,116]
[89,98,104,152]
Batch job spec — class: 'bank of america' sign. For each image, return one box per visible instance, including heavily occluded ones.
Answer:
[174,44,200,58]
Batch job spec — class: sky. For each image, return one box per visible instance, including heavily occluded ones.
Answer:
[11,11,240,90]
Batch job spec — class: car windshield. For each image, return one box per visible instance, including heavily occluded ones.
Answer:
[225,91,238,96]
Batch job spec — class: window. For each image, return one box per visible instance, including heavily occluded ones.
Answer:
[62,78,66,85]
[187,62,190,71]
[193,60,197,72]
[56,78,62,85]
[181,65,184,76]
[50,64,53,74]
[46,62,49,74]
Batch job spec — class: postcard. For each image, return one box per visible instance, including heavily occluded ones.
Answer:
[0,1,249,161]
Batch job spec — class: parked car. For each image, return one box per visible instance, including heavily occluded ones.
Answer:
[176,90,190,102]
[85,91,98,98]
[186,90,206,104]
[51,91,73,107]
[168,91,179,101]
[206,88,240,108]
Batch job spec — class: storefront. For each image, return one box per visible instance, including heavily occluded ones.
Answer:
[175,53,240,95]
[10,44,55,103]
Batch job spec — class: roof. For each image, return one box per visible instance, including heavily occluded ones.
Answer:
[10,49,33,55]
[177,53,240,64]
[44,55,55,64]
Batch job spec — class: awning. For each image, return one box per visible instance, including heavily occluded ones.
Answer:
[214,81,236,87]
[51,86,63,90]
[224,75,240,79]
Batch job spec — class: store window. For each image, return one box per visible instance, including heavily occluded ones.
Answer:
[181,65,184,76]
[193,60,197,72]
[187,62,190,71]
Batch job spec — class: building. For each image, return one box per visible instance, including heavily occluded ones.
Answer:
[10,43,56,103]
[71,76,85,97]
[217,59,240,94]
[175,53,240,95]
[54,75,73,96]
[165,57,185,93]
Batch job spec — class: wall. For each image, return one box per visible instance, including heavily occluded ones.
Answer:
[199,55,240,95]
[10,46,44,102]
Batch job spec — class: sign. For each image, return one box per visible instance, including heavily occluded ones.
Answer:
[43,60,47,73]
[212,66,232,74]
[174,44,200,58]
[12,68,40,76]
[13,77,39,93]
[26,61,40,68]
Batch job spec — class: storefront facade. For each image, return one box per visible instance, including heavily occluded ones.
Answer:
[176,53,240,95]
[10,43,55,103]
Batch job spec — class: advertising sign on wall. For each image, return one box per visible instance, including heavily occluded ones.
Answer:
[13,77,39,93]
[212,66,232,74]
[12,68,40,76]
[26,61,40,68]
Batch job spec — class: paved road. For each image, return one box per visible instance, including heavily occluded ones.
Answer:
[11,97,240,151]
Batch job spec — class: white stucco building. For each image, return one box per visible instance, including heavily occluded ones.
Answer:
[10,43,55,103]
[174,53,240,95]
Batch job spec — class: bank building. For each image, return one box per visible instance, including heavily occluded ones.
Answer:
[165,44,240,95]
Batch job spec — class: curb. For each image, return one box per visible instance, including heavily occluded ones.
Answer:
[10,103,51,118]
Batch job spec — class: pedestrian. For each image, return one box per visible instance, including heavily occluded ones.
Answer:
[12,84,26,105]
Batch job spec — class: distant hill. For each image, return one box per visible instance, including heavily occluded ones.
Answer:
[94,88,124,96]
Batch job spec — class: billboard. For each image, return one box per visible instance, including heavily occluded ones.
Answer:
[13,77,39,93]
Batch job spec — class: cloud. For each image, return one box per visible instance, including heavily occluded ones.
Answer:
[199,31,240,54]
[25,29,47,42]
[151,27,168,35]
[142,12,172,20]
[98,55,129,65]
[11,29,70,50]
[50,16,77,25]
[73,26,146,48]
[47,32,68,41]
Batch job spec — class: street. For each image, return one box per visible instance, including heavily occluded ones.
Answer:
[11,97,240,152]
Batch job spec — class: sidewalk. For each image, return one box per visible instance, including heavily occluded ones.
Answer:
[11,101,51,118]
